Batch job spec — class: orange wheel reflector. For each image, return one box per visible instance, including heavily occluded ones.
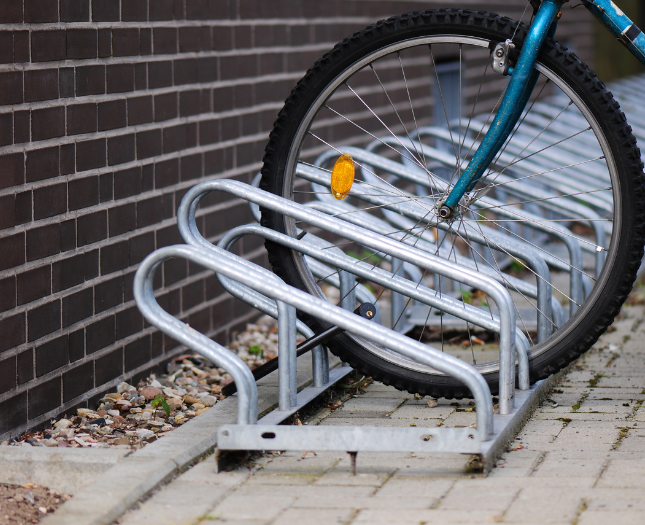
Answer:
[330,153,355,200]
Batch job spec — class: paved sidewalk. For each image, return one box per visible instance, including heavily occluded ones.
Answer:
[119,303,645,525]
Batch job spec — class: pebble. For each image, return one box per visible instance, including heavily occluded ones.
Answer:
[136,429,154,439]
[11,316,281,450]
[141,386,163,400]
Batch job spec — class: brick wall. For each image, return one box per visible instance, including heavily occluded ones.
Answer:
[0,0,594,440]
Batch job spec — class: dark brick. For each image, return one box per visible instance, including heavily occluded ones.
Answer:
[26,147,59,183]
[163,256,186,286]
[61,0,90,22]
[13,111,30,143]
[0,195,15,229]
[151,331,163,358]
[199,120,220,146]
[136,129,162,159]
[0,276,16,313]
[154,158,178,188]
[180,153,202,181]
[13,30,29,62]
[198,57,219,84]
[123,271,135,302]
[52,254,85,292]
[17,351,33,385]
[85,250,99,280]
[31,31,65,62]
[108,134,135,166]
[0,356,17,395]
[69,176,99,211]
[149,0,174,20]
[213,26,233,50]
[154,92,177,122]
[86,316,115,353]
[27,300,61,342]
[100,240,129,274]
[76,138,106,171]
[35,336,68,377]
[156,223,182,248]
[140,28,152,55]
[157,289,180,315]
[26,224,59,261]
[107,64,135,93]
[0,392,27,436]
[62,288,93,327]
[95,276,123,314]
[129,232,155,264]
[127,96,153,125]
[98,28,111,57]
[0,313,25,353]
[0,33,11,64]
[28,377,61,418]
[77,210,107,247]
[163,123,196,153]
[33,183,66,220]
[153,27,177,54]
[141,164,153,191]
[0,0,24,23]
[180,90,201,117]
[24,70,58,103]
[60,144,76,175]
[0,72,23,105]
[95,348,123,386]
[25,0,58,23]
[60,219,76,251]
[114,167,141,200]
[67,103,97,135]
[98,100,126,131]
[136,196,163,228]
[125,336,151,372]
[147,61,172,89]
[178,27,199,53]
[116,306,142,339]
[162,192,174,219]
[182,280,204,311]
[204,148,227,176]
[57,68,74,98]
[92,0,119,21]
[67,29,97,59]
[0,113,12,147]
[0,153,24,191]
[109,202,136,236]
[100,173,113,202]
[63,361,94,403]
[220,54,257,80]
[122,0,148,21]
[173,58,198,85]
[17,266,51,306]
[112,28,140,56]
[76,66,105,96]
[68,329,84,362]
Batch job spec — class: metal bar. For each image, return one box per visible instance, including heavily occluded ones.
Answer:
[277,301,293,411]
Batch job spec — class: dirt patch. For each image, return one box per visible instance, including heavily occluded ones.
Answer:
[0,483,71,524]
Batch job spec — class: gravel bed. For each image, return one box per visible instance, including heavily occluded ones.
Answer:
[0,483,71,524]
[1,317,280,450]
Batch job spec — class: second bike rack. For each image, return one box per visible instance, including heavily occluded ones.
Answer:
[133,179,556,473]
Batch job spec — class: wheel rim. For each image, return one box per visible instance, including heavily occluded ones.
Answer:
[274,34,621,377]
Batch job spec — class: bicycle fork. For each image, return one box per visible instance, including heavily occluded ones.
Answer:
[439,0,565,219]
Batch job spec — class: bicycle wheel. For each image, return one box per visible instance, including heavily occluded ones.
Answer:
[260,9,645,398]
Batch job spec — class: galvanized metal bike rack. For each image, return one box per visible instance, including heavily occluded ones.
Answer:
[131,178,564,474]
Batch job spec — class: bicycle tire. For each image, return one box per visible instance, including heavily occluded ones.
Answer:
[260,8,645,398]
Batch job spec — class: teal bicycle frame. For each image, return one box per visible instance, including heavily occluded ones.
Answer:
[442,0,645,217]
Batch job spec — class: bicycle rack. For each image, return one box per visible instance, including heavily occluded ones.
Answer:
[131,178,565,474]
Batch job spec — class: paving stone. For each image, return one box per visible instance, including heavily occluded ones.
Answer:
[353,508,499,524]
[595,458,645,488]
[272,507,355,525]
[208,495,296,521]
[390,404,456,420]
[578,511,645,525]
[439,482,518,511]
[504,489,584,523]
[532,457,606,478]
[321,417,441,427]
[441,411,477,427]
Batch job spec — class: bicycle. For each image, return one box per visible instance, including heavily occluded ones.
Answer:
[259,0,645,398]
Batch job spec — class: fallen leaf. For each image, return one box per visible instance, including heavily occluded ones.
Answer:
[426,399,438,408]
[301,451,317,459]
